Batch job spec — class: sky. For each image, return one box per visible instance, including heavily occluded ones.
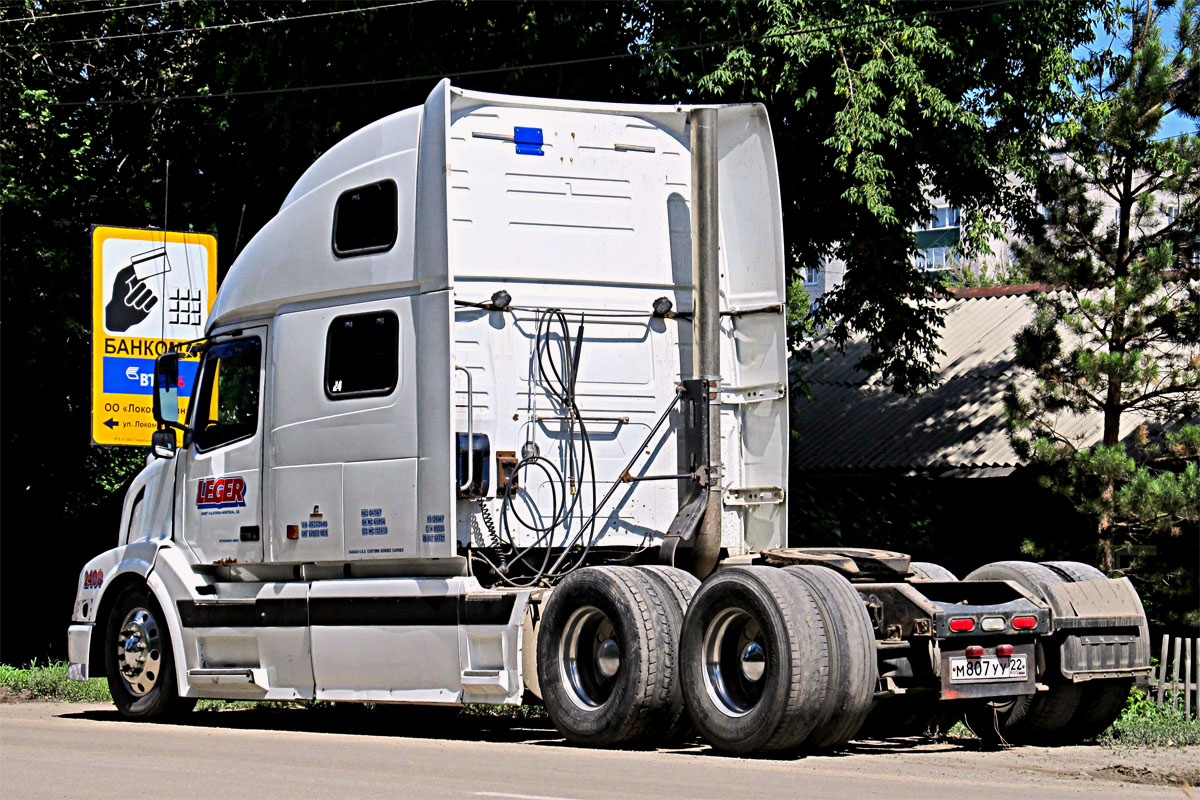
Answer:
[1075,2,1197,140]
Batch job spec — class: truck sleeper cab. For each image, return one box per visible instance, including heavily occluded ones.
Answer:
[68,82,1150,754]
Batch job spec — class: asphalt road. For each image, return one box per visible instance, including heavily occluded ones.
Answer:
[1,702,1191,799]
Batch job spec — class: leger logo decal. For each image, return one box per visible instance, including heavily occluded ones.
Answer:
[196,476,247,514]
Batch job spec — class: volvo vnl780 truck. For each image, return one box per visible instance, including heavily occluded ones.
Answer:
[69,81,1150,753]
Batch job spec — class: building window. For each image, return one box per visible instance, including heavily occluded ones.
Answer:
[803,265,821,285]
[915,246,959,271]
[192,338,262,451]
[930,206,959,229]
[332,179,398,257]
[918,206,959,230]
[325,310,399,399]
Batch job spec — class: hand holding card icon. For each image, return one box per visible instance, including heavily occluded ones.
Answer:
[106,264,159,332]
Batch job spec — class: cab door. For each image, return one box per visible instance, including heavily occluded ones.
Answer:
[176,330,266,564]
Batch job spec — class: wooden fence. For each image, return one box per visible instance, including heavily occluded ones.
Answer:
[1152,634,1199,719]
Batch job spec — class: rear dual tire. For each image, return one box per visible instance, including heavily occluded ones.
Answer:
[540,564,878,753]
[783,565,877,749]
[680,566,831,753]
[961,560,1132,746]
[536,566,686,747]
[679,565,876,754]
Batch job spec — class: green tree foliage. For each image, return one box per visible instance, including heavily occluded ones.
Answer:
[648,0,1097,392]
[2,0,1099,660]
[0,0,660,663]
[1005,0,1200,625]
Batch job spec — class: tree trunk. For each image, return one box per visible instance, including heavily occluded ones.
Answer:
[1098,479,1115,573]
[1103,160,1135,447]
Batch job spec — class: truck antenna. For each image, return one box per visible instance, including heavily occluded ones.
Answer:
[234,203,247,255]
[163,159,170,232]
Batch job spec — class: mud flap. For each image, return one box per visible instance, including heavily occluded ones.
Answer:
[1042,578,1151,681]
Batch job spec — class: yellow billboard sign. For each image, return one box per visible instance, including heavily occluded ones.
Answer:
[91,225,217,446]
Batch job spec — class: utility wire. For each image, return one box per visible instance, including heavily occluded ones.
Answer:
[45,0,437,43]
[1152,131,1195,142]
[1,1,179,24]
[49,0,1021,107]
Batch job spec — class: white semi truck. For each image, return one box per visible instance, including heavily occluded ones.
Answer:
[69,82,1151,753]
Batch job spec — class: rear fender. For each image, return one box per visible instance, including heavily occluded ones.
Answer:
[1043,578,1152,681]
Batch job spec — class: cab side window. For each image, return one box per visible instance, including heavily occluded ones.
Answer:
[332,179,397,257]
[325,311,398,399]
[192,339,262,451]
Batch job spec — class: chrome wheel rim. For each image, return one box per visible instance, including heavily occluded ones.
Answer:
[116,607,163,696]
[560,605,620,709]
[703,607,767,717]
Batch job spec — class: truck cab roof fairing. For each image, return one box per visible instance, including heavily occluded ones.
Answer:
[207,81,784,341]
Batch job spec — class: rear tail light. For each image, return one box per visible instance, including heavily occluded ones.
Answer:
[981,616,1006,631]
[996,644,1014,657]
[1012,615,1037,630]
[965,645,985,658]
[949,617,976,632]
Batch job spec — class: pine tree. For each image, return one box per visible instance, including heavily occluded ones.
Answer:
[1006,0,1200,596]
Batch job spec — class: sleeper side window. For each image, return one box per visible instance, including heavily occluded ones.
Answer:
[325,311,399,399]
[332,179,398,257]
[192,339,262,452]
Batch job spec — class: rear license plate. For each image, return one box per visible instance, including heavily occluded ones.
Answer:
[948,654,1028,683]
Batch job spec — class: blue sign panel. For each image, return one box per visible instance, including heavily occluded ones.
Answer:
[103,356,198,396]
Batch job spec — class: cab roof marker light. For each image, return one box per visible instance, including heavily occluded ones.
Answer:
[981,616,1006,632]
[949,617,975,632]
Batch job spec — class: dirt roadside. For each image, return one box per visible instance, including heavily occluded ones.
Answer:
[1,696,1195,795]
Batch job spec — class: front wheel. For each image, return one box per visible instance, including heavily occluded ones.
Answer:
[104,583,195,720]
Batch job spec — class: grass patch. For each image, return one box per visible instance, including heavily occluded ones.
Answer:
[1099,687,1200,748]
[463,703,546,719]
[943,721,976,739]
[0,660,111,703]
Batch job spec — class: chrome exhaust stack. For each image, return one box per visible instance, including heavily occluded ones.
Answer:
[689,107,722,579]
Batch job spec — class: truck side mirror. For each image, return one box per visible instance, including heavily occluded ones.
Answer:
[151,428,177,459]
[153,351,181,426]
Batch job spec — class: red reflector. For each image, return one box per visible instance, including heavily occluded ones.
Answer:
[996,644,1014,657]
[965,645,984,659]
[949,617,976,632]
[1012,616,1037,630]
[286,525,299,540]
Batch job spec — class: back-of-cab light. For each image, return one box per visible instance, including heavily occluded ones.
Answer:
[949,617,976,632]
[1012,615,1037,630]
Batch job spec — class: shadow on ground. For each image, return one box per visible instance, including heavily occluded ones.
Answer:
[56,703,995,760]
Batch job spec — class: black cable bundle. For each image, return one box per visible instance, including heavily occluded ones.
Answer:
[470,307,684,586]
[471,308,602,586]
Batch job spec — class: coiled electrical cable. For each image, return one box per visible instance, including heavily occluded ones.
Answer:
[476,497,507,572]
